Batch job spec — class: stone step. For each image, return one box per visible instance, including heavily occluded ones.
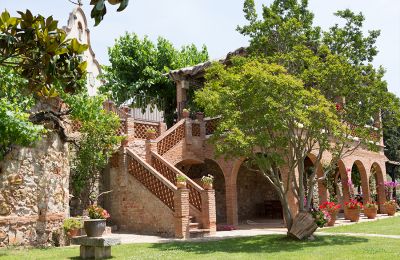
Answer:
[188,216,196,223]
[189,228,211,238]
[189,222,200,229]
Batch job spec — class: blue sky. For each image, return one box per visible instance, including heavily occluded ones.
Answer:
[2,0,399,97]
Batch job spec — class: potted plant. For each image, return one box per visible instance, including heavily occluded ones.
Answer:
[364,202,378,219]
[63,218,83,238]
[384,200,397,216]
[195,112,205,121]
[176,174,187,189]
[84,205,110,237]
[344,199,363,222]
[311,208,330,228]
[146,128,157,140]
[201,174,214,190]
[319,201,341,226]
[182,108,190,118]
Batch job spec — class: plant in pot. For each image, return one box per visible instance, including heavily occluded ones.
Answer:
[63,218,83,238]
[344,199,363,222]
[384,200,397,216]
[84,205,110,237]
[201,174,214,190]
[182,108,190,118]
[364,202,378,219]
[310,208,330,228]
[176,174,187,189]
[319,201,341,226]
[146,128,157,140]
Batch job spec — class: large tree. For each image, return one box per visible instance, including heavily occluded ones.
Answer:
[195,0,400,238]
[100,33,209,126]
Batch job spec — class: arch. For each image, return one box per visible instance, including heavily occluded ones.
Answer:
[336,160,351,206]
[236,159,283,223]
[370,162,386,212]
[176,158,227,224]
[351,160,370,203]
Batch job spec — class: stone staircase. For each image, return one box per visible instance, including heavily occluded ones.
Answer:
[104,102,217,238]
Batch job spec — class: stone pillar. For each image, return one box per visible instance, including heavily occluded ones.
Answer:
[201,189,216,234]
[185,119,193,145]
[176,80,189,120]
[174,189,190,238]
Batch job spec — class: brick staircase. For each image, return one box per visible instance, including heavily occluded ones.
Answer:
[104,102,217,238]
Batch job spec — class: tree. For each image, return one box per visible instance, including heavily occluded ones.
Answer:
[100,33,209,126]
[195,0,400,238]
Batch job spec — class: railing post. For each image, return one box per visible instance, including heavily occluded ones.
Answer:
[126,118,135,145]
[200,189,216,235]
[145,140,157,164]
[185,119,193,145]
[159,122,167,136]
[174,189,190,238]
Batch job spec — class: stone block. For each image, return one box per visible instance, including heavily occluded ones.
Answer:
[72,236,121,247]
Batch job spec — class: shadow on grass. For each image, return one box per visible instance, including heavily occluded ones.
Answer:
[150,234,369,255]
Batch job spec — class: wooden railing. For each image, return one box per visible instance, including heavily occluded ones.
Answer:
[151,151,203,211]
[126,149,177,211]
[155,119,186,155]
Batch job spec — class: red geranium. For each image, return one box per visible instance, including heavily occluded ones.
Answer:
[344,199,363,210]
[319,201,341,213]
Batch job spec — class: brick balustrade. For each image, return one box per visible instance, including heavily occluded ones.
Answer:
[154,119,186,155]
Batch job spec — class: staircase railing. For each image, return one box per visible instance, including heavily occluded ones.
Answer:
[151,151,203,211]
[126,149,177,211]
[154,119,186,155]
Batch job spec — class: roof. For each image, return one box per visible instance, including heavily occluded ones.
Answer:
[168,47,247,81]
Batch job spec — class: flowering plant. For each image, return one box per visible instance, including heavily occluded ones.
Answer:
[176,174,187,182]
[364,202,378,209]
[201,174,214,185]
[344,199,363,210]
[311,209,330,228]
[384,200,397,207]
[319,201,341,213]
[87,205,110,219]
[384,181,400,200]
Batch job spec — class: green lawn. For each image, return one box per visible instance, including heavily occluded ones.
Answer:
[320,216,400,236]
[1,234,400,260]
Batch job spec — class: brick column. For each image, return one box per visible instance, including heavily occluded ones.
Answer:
[159,122,167,136]
[185,119,193,145]
[201,189,216,234]
[145,140,157,164]
[225,177,238,225]
[174,189,190,238]
[126,118,135,145]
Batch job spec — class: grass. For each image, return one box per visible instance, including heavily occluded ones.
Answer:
[1,234,400,260]
[320,215,400,236]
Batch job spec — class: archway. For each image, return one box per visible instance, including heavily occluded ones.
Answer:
[370,163,386,212]
[350,160,370,203]
[236,161,283,223]
[176,159,227,224]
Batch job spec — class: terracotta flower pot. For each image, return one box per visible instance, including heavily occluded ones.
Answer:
[84,219,106,237]
[344,207,350,220]
[176,181,187,189]
[182,110,190,118]
[327,211,338,226]
[203,183,213,190]
[385,204,396,216]
[146,132,156,140]
[346,208,360,222]
[67,228,80,238]
[364,207,377,219]
[196,112,205,121]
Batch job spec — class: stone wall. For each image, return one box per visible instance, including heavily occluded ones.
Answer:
[106,153,175,237]
[237,165,280,222]
[0,132,69,247]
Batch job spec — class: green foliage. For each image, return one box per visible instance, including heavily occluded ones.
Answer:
[62,218,83,232]
[64,93,122,202]
[90,0,129,26]
[0,98,45,160]
[100,33,208,126]
[0,9,88,97]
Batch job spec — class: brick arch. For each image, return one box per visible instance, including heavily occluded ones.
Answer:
[351,160,371,203]
[336,160,351,205]
[370,162,386,212]
[304,154,328,204]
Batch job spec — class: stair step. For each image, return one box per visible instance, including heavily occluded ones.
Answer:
[189,216,196,222]
[189,222,200,229]
[189,228,211,238]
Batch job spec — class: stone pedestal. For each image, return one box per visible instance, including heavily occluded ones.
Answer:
[72,236,121,259]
